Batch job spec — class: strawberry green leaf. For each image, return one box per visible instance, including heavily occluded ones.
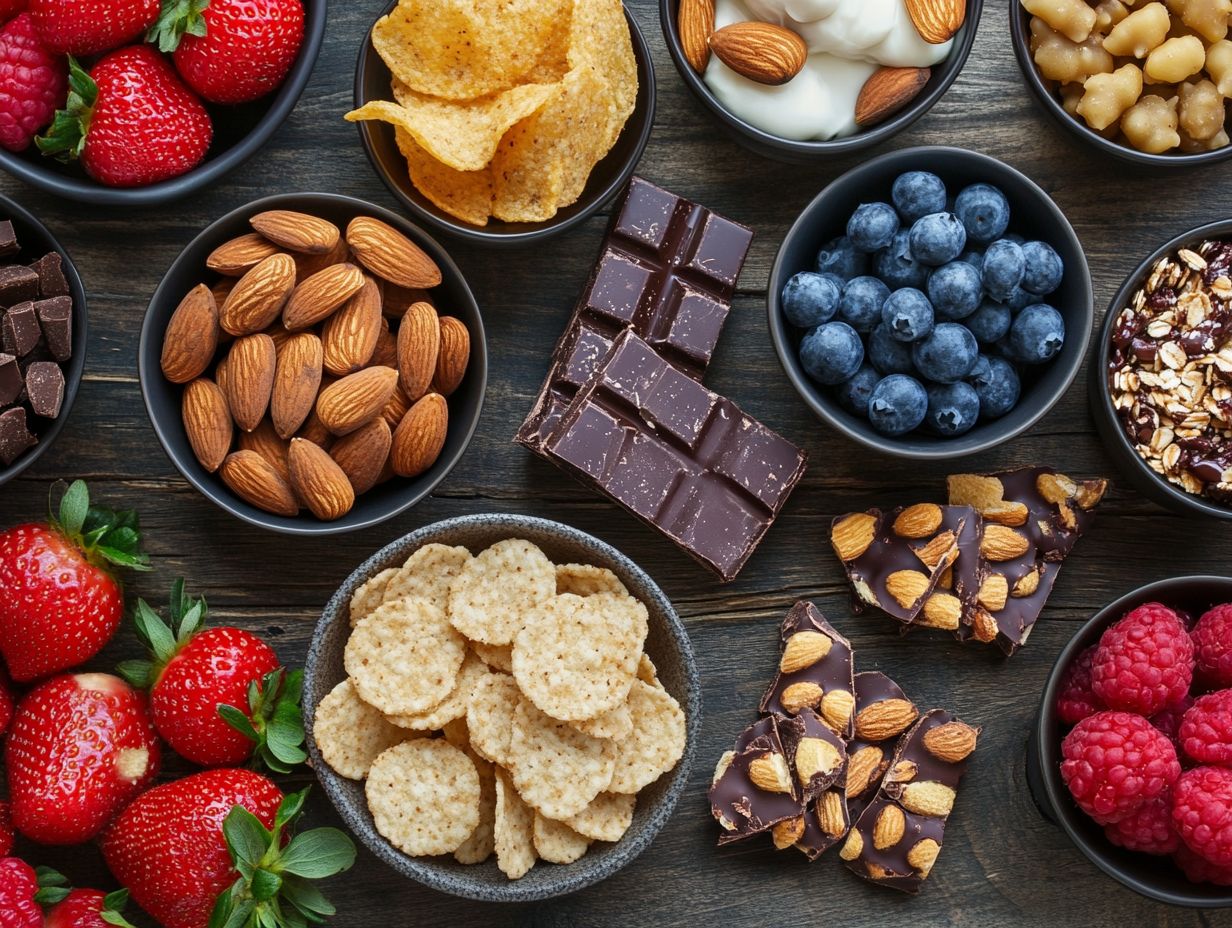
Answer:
[37,58,98,163]
[223,806,271,871]
[116,658,154,689]
[219,703,260,741]
[250,869,282,903]
[275,789,308,831]
[133,598,178,661]
[33,865,70,905]
[148,0,212,53]
[99,889,139,928]
[56,480,88,536]
[277,829,357,879]
[229,669,308,775]
[280,876,335,919]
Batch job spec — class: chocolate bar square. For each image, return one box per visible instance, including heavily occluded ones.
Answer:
[0,406,36,465]
[34,296,72,362]
[25,361,64,418]
[0,265,39,306]
[30,252,69,299]
[2,302,40,357]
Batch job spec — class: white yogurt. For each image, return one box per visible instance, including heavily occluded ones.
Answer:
[705,0,955,140]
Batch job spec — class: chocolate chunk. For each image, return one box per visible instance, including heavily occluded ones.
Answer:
[710,721,803,843]
[0,221,17,257]
[542,331,806,581]
[0,265,39,306]
[30,252,69,299]
[0,353,19,406]
[777,708,848,803]
[0,406,36,465]
[2,302,41,357]
[25,361,63,418]
[841,709,980,894]
[517,176,753,450]
[759,601,855,736]
[846,672,919,819]
[34,296,72,362]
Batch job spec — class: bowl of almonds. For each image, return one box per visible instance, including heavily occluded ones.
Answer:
[138,192,486,534]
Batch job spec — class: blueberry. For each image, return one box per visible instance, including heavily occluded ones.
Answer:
[838,276,890,333]
[908,212,966,266]
[847,202,900,253]
[819,272,847,292]
[873,230,930,290]
[967,353,991,384]
[926,381,981,437]
[966,299,1012,344]
[912,322,979,383]
[981,239,1025,301]
[816,236,869,281]
[959,249,984,273]
[868,324,916,375]
[927,261,983,320]
[969,355,1021,418]
[1008,304,1066,364]
[799,321,865,385]
[781,272,841,329]
[1020,241,1064,295]
[881,288,934,342]
[1001,285,1035,311]
[837,364,881,418]
[954,183,1010,245]
[868,374,929,436]
[891,171,946,224]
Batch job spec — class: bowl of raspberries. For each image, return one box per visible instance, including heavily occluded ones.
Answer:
[768,146,1093,459]
[1030,575,1232,906]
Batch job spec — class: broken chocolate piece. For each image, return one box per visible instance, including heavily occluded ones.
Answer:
[710,721,803,843]
[846,672,919,819]
[793,788,851,860]
[0,406,36,465]
[2,302,40,357]
[30,252,68,299]
[912,505,981,634]
[778,708,848,803]
[25,361,63,418]
[34,296,71,362]
[759,601,856,737]
[0,221,17,257]
[0,265,38,305]
[0,353,20,406]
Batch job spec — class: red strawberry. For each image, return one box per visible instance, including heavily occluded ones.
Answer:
[0,802,11,856]
[36,47,212,187]
[150,0,303,105]
[0,481,150,682]
[44,888,137,928]
[102,771,354,928]
[0,1,29,24]
[6,673,160,845]
[0,859,67,928]
[0,12,65,151]
[29,0,157,56]
[119,581,304,770]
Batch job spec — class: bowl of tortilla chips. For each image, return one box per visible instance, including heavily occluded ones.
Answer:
[349,0,656,246]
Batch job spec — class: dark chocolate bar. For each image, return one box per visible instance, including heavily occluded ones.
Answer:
[25,362,63,418]
[845,672,919,821]
[0,221,17,257]
[841,709,979,894]
[517,176,753,450]
[2,302,40,357]
[759,601,855,736]
[0,353,19,406]
[542,331,807,581]
[30,252,68,299]
[35,296,71,362]
[0,406,35,465]
[0,265,38,305]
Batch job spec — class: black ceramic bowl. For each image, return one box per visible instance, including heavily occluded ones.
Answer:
[1011,2,1232,168]
[767,145,1093,460]
[660,0,981,162]
[0,194,87,488]
[303,514,701,902]
[1027,575,1232,908]
[0,0,326,206]
[137,192,487,536]
[353,2,656,247]
[1091,218,1232,520]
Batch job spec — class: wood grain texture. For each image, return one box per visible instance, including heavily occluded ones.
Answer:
[2,1,1231,925]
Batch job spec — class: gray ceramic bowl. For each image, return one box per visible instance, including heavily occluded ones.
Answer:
[768,145,1093,460]
[352,2,656,247]
[1091,218,1232,520]
[0,194,87,487]
[1026,576,1232,908]
[659,0,982,162]
[303,514,702,902]
[137,192,487,536]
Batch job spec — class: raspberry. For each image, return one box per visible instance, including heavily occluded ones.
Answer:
[1175,843,1232,886]
[1192,604,1232,690]
[1057,645,1103,726]
[1105,793,1179,854]
[1180,690,1232,766]
[1061,710,1181,824]
[1151,694,1195,756]
[0,12,63,152]
[1172,766,1232,867]
[1091,603,1195,716]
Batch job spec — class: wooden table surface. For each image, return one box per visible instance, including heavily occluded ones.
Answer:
[2,0,1231,925]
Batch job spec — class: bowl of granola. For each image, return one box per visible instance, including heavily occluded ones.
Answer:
[1093,218,1232,519]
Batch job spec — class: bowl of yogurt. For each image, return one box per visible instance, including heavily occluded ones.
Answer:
[660,0,983,160]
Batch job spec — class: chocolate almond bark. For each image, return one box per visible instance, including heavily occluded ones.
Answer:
[759,601,855,737]
[845,671,920,821]
[710,720,803,844]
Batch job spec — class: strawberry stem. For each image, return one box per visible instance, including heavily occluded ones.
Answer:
[35,58,98,163]
[47,480,151,573]
[148,0,212,53]
[219,668,308,775]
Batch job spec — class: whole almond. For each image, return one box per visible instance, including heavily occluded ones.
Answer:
[215,355,231,398]
[391,392,448,477]
[371,321,398,368]
[748,753,793,794]
[818,791,848,838]
[237,418,291,484]
[182,378,231,473]
[679,0,715,73]
[220,450,299,517]
[831,512,877,561]
[855,698,919,742]
[251,210,340,255]
[381,383,412,429]
[779,631,831,674]
[346,216,442,289]
[771,816,805,851]
[820,689,855,733]
[330,417,392,495]
[397,302,440,401]
[709,22,807,85]
[161,284,219,384]
[922,721,979,763]
[845,745,886,799]
[271,332,324,439]
[855,67,931,126]
[288,437,355,521]
[294,235,350,282]
[322,277,382,376]
[433,316,470,396]
[873,804,906,850]
[224,334,277,433]
[892,502,943,539]
[317,366,399,436]
[779,681,823,714]
[207,233,281,276]
[900,781,956,817]
[980,524,1031,562]
[221,253,297,336]
[283,262,367,331]
[904,0,965,44]
[885,569,931,609]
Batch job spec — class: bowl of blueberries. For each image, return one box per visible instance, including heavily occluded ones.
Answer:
[768,146,1093,459]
